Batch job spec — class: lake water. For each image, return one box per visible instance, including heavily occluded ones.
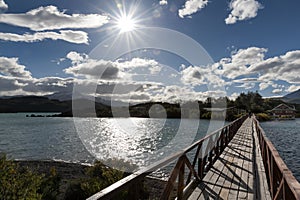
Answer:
[0,113,225,171]
[260,119,300,182]
[1,113,299,181]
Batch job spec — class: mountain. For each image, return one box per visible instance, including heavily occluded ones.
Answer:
[283,89,300,104]
[46,92,127,107]
[0,96,70,113]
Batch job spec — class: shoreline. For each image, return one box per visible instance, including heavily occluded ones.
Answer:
[13,159,167,200]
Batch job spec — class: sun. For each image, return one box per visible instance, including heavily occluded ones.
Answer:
[117,15,136,33]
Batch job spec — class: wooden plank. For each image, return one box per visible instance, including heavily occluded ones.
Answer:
[193,118,252,200]
[228,124,250,199]
[237,128,252,199]
[222,123,249,199]
[188,150,228,199]
[188,118,272,200]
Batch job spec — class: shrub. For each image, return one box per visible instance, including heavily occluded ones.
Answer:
[256,113,271,121]
[39,167,61,200]
[0,155,61,200]
[65,161,125,200]
[0,154,43,199]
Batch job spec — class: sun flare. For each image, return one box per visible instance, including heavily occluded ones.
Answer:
[117,15,136,33]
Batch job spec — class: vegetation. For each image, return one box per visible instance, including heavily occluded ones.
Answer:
[0,154,44,199]
[65,161,129,200]
[256,113,271,121]
[0,154,146,200]
[197,91,298,121]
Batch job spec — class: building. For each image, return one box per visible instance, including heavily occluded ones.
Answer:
[270,104,296,119]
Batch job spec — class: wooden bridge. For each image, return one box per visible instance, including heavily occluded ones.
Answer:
[87,116,300,200]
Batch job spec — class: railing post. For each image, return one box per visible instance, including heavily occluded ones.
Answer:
[177,162,185,200]
[198,156,206,179]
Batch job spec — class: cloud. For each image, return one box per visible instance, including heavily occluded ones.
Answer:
[0,57,32,78]
[66,51,88,65]
[0,76,25,92]
[159,0,168,5]
[0,5,109,31]
[287,85,300,93]
[228,92,240,100]
[0,30,89,44]
[0,0,8,11]
[249,50,300,84]
[225,0,263,24]
[213,47,267,79]
[65,59,120,80]
[272,88,283,94]
[181,66,207,85]
[119,58,160,71]
[65,53,163,81]
[259,82,270,90]
[150,65,162,74]
[236,82,255,90]
[178,0,208,18]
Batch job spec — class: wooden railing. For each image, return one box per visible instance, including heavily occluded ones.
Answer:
[87,115,247,200]
[254,117,300,200]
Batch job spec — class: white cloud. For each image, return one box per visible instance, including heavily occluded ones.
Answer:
[0,30,89,44]
[65,54,164,81]
[259,82,270,90]
[214,47,267,79]
[64,59,120,80]
[159,0,168,5]
[0,0,8,11]
[150,65,162,74]
[119,58,160,71]
[225,0,263,24]
[236,82,255,90]
[178,0,208,18]
[233,78,258,83]
[228,92,240,100]
[181,66,207,85]
[249,50,300,84]
[287,85,300,93]
[272,88,283,94]
[0,57,32,78]
[66,51,88,65]
[0,5,109,31]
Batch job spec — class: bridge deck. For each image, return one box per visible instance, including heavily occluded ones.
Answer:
[188,117,271,200]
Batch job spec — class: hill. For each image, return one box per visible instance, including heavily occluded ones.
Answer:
[283,89,300,104]
[0,96,70,113]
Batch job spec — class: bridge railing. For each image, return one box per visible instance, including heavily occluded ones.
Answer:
[87,115,247,200]
[254,117,300,200]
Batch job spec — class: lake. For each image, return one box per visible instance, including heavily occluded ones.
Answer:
[0,113,225,171]
[260,119,300,182]
[1,113,299,181]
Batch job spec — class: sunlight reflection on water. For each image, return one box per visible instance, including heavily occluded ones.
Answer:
[76,117,199,167]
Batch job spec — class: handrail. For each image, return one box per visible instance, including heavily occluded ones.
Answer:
[87,115,247,200]
[254,116,300,200]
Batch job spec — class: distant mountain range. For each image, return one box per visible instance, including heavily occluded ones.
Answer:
[283,89,300,104]
[0,95,185,118]
[1,89,299,118]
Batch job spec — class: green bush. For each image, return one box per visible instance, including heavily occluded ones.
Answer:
[0,154,43,200]
[39,167,61,200]
[256,113,271,121]
[64,161,126,200]
[0,154,61,200]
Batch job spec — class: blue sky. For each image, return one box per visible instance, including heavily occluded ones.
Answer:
[0,0,300,102]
